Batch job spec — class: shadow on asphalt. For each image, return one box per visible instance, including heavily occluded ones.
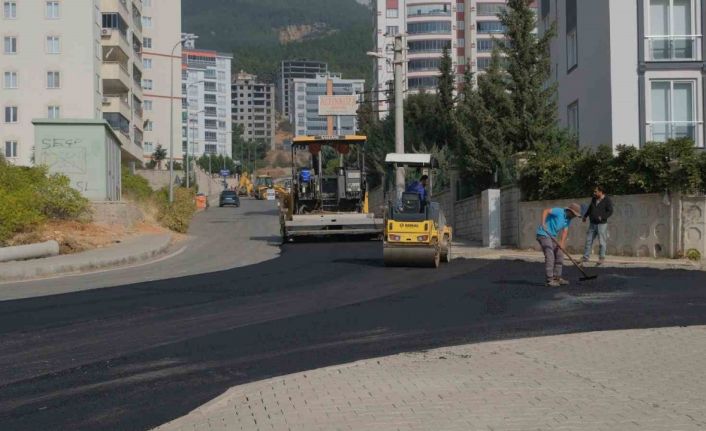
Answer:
[1,244,706,431]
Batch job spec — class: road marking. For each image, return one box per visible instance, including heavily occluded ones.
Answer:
[0,245,188,285]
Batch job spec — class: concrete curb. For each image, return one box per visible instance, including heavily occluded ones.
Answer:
[0,234,173,283]
[451,242,703,271]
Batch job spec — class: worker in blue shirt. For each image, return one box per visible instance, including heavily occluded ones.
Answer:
[536,203,581,287]
[406,175,429,205]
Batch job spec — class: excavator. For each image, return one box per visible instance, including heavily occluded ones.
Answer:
[254,175,275,200]
[238,172,254,197]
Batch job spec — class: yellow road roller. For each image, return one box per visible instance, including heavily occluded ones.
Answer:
[383,153,452,268]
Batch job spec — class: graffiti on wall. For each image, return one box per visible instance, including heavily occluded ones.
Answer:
[39,138,87,175]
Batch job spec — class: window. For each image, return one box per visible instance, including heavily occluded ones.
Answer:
[477,3,507,16]
[3,71,17,88]
[142,79,153,90]
[4,140,17,158]
[143,58,152,69]
[144,120,153,131]
[205,131,217,141]
[144,142,153,153]
[408,21,452,35]
[386,8,398,18]
[143,38,153,50]
[48,105,60,119]
[144,100,153,111]
[407,3,451,17]
[567,30,578,70]
[47,71,60,88]
[567,101,579,139]
[408,58,442,72]
[386,26,399,36]
[4,36,17,54]
[650,80,698,144]
[477,39,498,52]
[477,21,506,33]
[143,0,152,6]
[408,39,450,53]
[142,16,152,27]
[649,0,696,60]
[3,1,16,19]
[5,106,18,123]
[46,36,60,54]
[46,1,59,19]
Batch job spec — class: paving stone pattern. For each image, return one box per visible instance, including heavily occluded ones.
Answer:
[157,326,706,431]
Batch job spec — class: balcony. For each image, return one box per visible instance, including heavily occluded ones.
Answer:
[133,126,143,148]
[102,61,131,93]
[102,95,132,120]
[646,35,702,61]
[104,112,131,138]
[100,27,131,57]
[101,0,130,17]
[647,121,702,146]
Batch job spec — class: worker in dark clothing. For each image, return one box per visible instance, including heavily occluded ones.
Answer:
[406,175,429,208]
[582,185,614,266]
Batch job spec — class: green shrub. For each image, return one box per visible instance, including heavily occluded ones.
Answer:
[686,249,702,261]
[157,187,196,233]
[121,167,154,201]
[519,138,705,200]
[0,161,90,244]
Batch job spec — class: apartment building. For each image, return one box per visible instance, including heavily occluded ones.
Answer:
[232,71,276,150]
[182,42,233,159]
[276,59,328,118]
[373,1,526,117]
[289,73,364,136]
[1,0,145,166]
[541,0,703,150]
[140,0,181,164]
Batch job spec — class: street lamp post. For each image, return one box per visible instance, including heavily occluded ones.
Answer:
[367,33,406,199]
[185,81,205,189]
[169,34,198,203]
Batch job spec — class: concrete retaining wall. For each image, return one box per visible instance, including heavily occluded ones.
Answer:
[136,169,184,191]
[518,193,683,258]
[501,186,521,246]
[91,201,144,228]
[681,195,706,258]
[453,195,482,241]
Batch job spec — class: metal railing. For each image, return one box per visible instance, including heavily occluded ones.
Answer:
[647,121,702,146]
[646,35,702,61]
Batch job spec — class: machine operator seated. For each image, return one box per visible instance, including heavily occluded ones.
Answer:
[403,174,429,213]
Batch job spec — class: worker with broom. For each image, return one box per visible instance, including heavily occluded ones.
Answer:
[536,203,582,287]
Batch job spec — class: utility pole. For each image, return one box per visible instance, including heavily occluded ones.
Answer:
[393,34,406,200]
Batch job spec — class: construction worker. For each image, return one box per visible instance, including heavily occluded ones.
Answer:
[536,203,582,287]
[406,175,429,207]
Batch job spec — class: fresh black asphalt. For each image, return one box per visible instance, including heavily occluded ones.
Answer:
[1,200,705,431]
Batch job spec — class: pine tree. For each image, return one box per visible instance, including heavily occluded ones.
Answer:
[437,43,454,113]
[499,0,558,152]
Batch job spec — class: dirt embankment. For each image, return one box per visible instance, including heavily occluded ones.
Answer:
[277,23,337,44]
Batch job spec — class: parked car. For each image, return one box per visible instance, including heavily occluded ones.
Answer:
[219,190,240,207]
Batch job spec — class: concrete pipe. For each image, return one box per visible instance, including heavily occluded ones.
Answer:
[0,240,60,263]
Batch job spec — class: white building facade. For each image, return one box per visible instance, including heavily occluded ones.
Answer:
[182,46,233,160]
[290,73,364,137]
[140,0,182,164]
[232,71,276,151]
[1,0,150,166]
[541,0,704,150]
[276,59,328,118]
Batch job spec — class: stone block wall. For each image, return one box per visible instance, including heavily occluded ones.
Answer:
[501,186,520,246]
[518,193,685,258]
[681,195,706,258]
[453,195,482,241]
[91,201,144,228]
[136,169,184,191]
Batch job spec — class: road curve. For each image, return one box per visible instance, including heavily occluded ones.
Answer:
[1,199,706,430]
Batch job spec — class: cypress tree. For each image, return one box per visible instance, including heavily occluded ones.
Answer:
[499,0,558,151]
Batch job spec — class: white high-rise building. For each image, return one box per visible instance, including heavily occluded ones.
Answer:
[541,0,703,150]
[372,1,524,117]
[182,42,233,159]
[232,71,276,151]
[140,0,182,164]
[289,73,364,137]
[1,0,153,166]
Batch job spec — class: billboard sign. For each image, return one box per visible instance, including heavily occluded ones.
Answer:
[318,95,359,116]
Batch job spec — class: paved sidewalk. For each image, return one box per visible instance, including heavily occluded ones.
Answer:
[451,240,703,271]
[0,233,172,283]
[156,326,706,431]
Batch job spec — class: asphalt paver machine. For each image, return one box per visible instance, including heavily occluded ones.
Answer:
[383,153,452,268]
[280,135,383,241]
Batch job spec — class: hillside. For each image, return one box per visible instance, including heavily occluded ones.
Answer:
[181,0,373,82]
